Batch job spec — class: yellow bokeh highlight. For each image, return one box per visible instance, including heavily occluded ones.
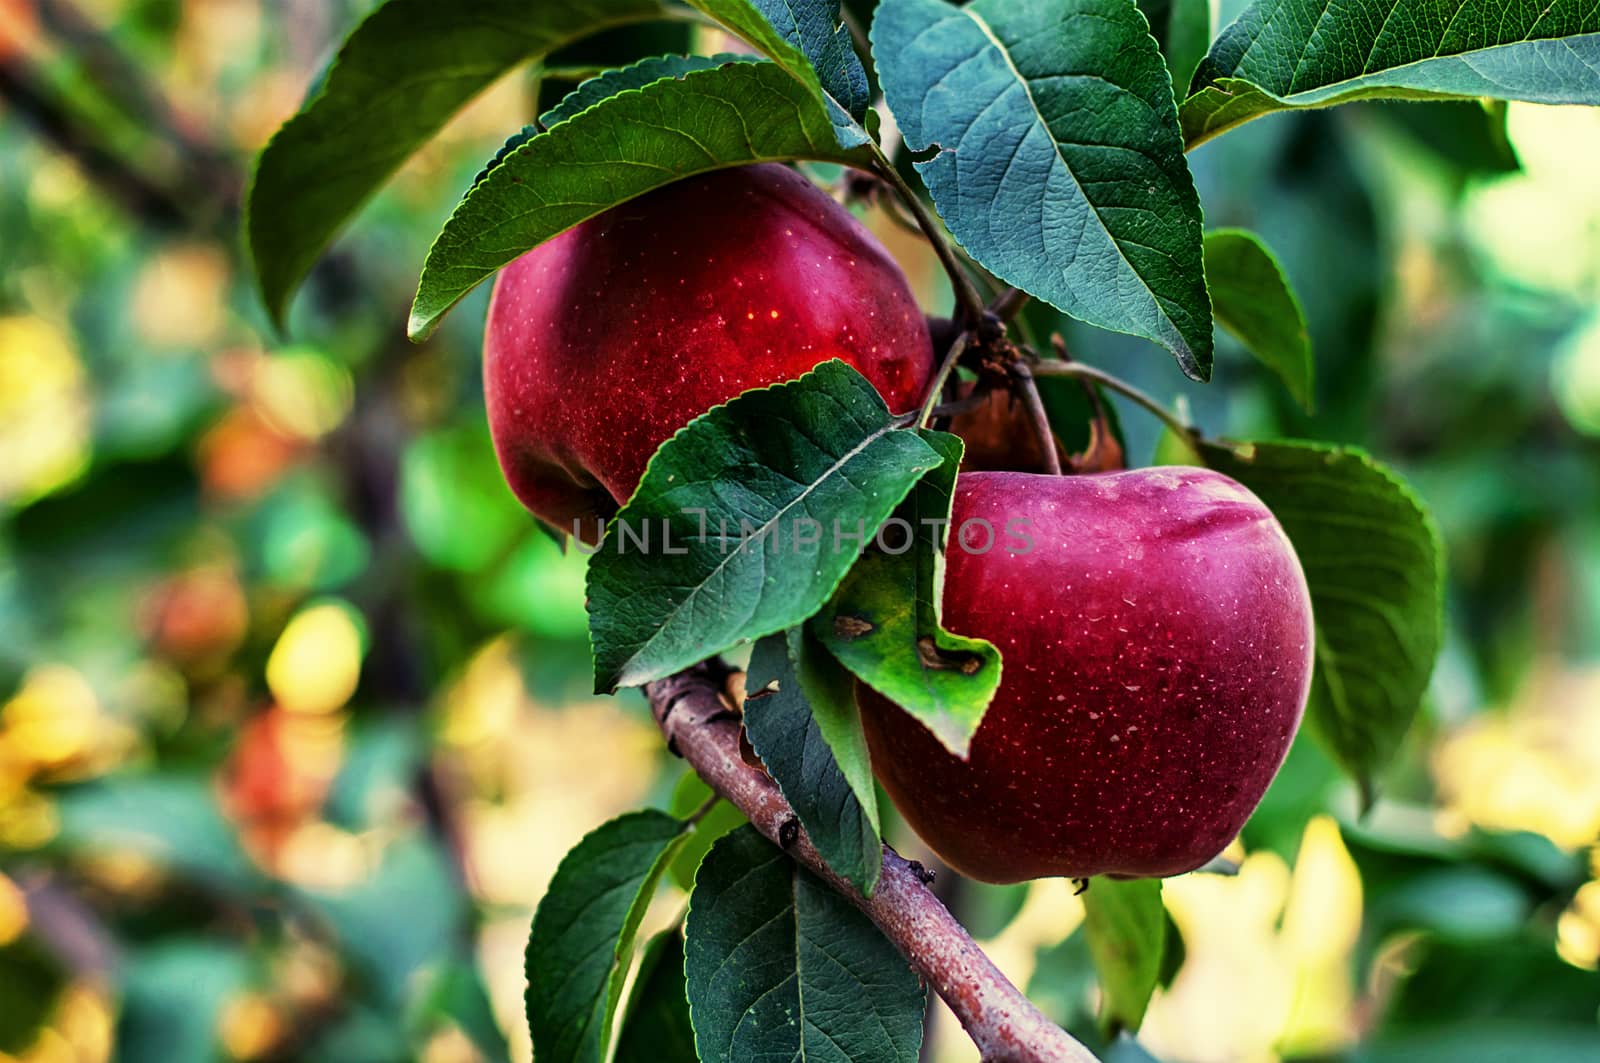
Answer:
[0,316,91,506]
[978,879,1087,993]
[1557,880,1600,971]
[218,992,285,1061]
[1433,661,1600,850]
[1551,311,1600,437]
[440,637,662,1063]
[275,821,374,892]
[252,348,354,442]
[266,602,367,716]
[0,870,28,946]
[1465,103,1600,297]
[1141,816,1362,1063]
[130,243,232,349]
[0,789,60,850]
[2,665,101,770]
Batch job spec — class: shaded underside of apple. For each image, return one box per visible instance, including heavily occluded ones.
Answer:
[483,163,933,537]
[859,467,1315,883]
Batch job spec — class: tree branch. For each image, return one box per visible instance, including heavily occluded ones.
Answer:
[646,661,1098,1063]
[0,56,192,228]
[1009,362,1063,477]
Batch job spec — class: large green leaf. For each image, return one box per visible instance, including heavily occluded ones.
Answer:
[873,0,1212,379]
[246,0,667,327]
[407,60,874,338]
[615,931,697,1063]
[687,0,871,129]
[525,811,689,1063]
[1200,440,1444,801]
[744,629,881,895]
[1082,878,1166,1035]
[812,430,1000,756]
[684,826,925,1063]
[1183,0,1600,147]
[588,361,942,691]
[1204,228,1314,411]
[541,53,760,129]
[1137,0,1211,99]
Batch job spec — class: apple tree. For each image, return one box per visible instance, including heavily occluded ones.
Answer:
[246,1,1600,1060]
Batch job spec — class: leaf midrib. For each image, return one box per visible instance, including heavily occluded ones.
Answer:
[955,3,1191,356]
[1221,8,1600,105]
[612,413,908,683]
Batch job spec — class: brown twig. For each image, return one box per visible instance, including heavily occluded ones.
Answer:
[990,287,1031,323]
[0,56,192,228]
[917,332,971,428]
[645,662,1098,1063]
[1031,356,1198,445]
[1008,362,1063,476]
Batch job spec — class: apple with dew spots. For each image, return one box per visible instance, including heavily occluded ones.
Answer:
[483,163,932,539]
[857,466,1314,883]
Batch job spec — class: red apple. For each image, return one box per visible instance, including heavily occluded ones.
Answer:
[859,467,1313,883]
[484,163,933,537]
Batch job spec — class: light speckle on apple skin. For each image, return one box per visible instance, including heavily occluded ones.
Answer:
[858,468,1315,884]
[483,164,932,533]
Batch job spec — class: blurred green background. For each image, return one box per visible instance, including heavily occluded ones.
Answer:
[1,2,1597,1062]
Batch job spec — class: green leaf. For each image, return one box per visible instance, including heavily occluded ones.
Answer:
[873,0,1212,379]
[1137,0,1211,99]
[407,60,874,338]
[812,430,1000,757]
[1183,0,1600,148]
[667,772,748,891]
[685,0,871,141]
[1203,228,1314,412]
[1199,440,1444,801]
[246,0,667,327]
[1083,878,1166,1035]
[744,629,882,895]
[587,361,942,692]
[525,811,689,1063]
[615,931,697,1063]
[469,54,764,202]
[541,53,761,129]
[685,826,925,1063]
[1370,99,1520,178]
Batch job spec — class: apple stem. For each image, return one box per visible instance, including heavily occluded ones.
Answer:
[917,332,971,429]
[1010,362,1064,475]
[646,661,1100,1063]
[1030,359,1199,446]
[872,158,989,329]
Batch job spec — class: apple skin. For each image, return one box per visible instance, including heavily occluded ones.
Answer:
[484,163,933,537]
[858,467,1314,883]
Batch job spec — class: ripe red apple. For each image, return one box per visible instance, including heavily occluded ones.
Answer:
[858,467,1313,883]
[484,163,933,536]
